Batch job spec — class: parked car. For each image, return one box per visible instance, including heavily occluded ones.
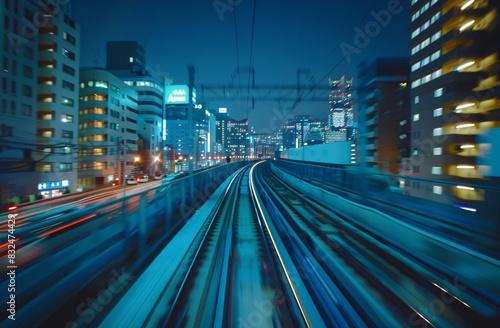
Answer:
[126,176,138,185]
[137,175,149,183]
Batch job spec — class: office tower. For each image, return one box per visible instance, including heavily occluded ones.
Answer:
[304,120,326,146]
[328,76,355,142]
[409,0,499,201]
[214,108,228,156]
[226,118,248,157]
[163,85,198,159]
[121,76,164,174]
[106,41,165,175]
[78,69,139,189]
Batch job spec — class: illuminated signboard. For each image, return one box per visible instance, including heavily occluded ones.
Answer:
[219,108,227,113]
[165,85,189,104]
[164,85,196,105]
[38,180,70,190]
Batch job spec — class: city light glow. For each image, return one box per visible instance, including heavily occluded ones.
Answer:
[456,61,475,71]
[454,205,477,212]
[456,103,474,110]
[456,123,475,129]
[461,0,474,10]
[459,20,475,31]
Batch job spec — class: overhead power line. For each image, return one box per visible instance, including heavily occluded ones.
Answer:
[246,0,257,112]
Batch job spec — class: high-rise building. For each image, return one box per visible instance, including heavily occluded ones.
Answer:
[164,85,196,158]
[120,76,164,174]
[357,57,410,174]
[214,108,229,156]
[226,118,248,157]
[304,120,326,146]
[0,0,40,206]
[328,76,355,142]
[77,69,138,189]
[35,6,80,197]
[280,121,296,150]
[408,0,500,202]
[1,2,81,205]
[106,41,166,175]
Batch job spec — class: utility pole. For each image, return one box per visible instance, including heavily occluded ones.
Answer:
[188,66,195,205]
[117,137,126,197]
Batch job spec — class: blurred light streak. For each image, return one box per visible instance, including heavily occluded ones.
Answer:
[37,214,97,238]
[0,239,19,249]
[454,205,477,212]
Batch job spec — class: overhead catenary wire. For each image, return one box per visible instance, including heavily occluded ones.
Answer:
[246,0,257,113]
[233,4,243,115]
[303,0,385,90]
[282,0,391,127]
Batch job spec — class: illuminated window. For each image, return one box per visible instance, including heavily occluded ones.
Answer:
[433,107,443,117]
[61,113,73,123]
[413,114,420,121]
[95,81,108,88]
[414,96,419,104]
[434,88,443,97]
[433,147,442,155]
[37,128,54,138]
[61,97,74,106]
[433,185,442,194]
[433,127,442,136]
[129,57,134,63]
[431,166,442,175]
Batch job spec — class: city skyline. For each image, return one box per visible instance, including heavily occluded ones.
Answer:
[1,1,499,326]
[71,0,411,131]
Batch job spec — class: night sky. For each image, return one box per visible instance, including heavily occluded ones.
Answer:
[72,0,410,132]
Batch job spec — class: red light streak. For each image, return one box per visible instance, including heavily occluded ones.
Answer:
[0,239,19,249]
[37,214,97,238]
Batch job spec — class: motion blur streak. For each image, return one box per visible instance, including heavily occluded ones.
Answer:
[0,239,19,249]
[36,214,97,238]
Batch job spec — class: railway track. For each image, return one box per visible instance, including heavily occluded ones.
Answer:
[253,161,498,327]
[163,164,305,327]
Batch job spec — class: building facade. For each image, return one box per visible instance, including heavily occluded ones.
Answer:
[357,57,410,174]
[1,1,81,205]
[106,41,166,175]
[328,76,355,142]
[1,0,40,206]
[226,118,248,157]
[35,7,80,197]
[78,69,138,189]
[409,0,500,202]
